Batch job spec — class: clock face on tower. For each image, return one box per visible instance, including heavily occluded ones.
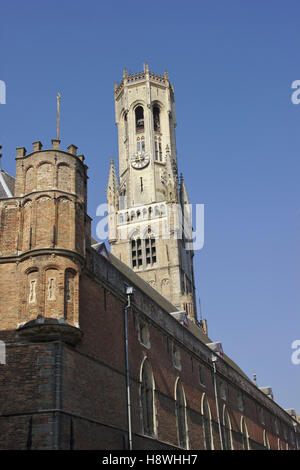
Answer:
[131,151,150,169]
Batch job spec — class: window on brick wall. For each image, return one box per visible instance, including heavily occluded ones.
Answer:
[138,318,150,348]
[140,359,156,436]
[263,430,270,449]
[219,380,227,401]
[241,417,250,450]
[199,365,206,387]
[29,279,37,303]
[222,406,233,450]
[173,343,181,370]
[202,394,213,450]
[175,380,188,449]
[237,391,244,411]
[260,407,265,426]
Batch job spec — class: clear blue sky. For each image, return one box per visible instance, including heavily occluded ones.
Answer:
[1,0,300,412]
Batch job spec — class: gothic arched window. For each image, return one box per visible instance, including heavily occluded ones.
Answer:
[263,429,270,449]
[131,231,157,269]
[202,395,213,450]
[131,237,142,268]
[175,380,188,449]
[222,406,233,450]
[140,359,155,436]
[145,233,156,266]
[135,106,144,133]
[153,106,160,132]
[241,417,250,450]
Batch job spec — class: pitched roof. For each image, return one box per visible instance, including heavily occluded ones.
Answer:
[0,170,15,198]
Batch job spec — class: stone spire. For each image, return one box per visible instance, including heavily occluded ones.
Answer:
[107,157,118,194]
[180,173,190,206]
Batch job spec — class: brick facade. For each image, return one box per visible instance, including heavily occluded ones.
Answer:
[0,137,299,449]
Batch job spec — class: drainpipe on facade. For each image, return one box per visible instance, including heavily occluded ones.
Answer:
[212,355,223,450]
[124,287,134,451]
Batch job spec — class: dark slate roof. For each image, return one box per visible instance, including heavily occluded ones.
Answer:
[0,170,15,198]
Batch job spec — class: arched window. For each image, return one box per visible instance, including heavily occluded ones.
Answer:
[145,233,156,266]
[153,106,160,131]
[202,395,213,450]
[131,237,142,268]
[263,430,270,449]
[124,111,128,139]
[131,231,157,269]
[241,417,250,450]
[140,359,155,436]
[135,106,144,133]
[222,406,233,450]
[175,380,188,449]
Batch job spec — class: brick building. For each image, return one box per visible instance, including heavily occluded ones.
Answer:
[0,67,299,450]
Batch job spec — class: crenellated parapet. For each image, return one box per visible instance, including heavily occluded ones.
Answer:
[114,63,171,99]
[0,140,90,332]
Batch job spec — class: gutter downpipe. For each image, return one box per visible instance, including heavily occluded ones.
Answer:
[124,292,133,450]
[212,355,224,450]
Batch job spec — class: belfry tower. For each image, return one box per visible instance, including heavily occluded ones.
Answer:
[108,64,197,322]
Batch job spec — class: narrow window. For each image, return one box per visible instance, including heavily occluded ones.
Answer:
[222,407,233,450]
[237,391,244,411]
[153,106,160,131]
[155,141,158,161]
[135,106,144,133]
[137,238,142,267]
[159,142,162,162]
[199,365,206,387]
[173,344,181,370]
[131,239,137,268]
[175,381,188,449]
[65,271,75,303]
[202,396,213,450]
[29,279,36,303]
[138,319,150,348]
[65,278,71,302]
[219,380,227,401]
[241,417,250,450]
[263,430,270,449]
[48,278,56,300]
[141,360,155,436]
[140,177,143,192]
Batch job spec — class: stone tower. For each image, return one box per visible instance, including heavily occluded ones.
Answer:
[108,64,197,322]
[0,139,90,340]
